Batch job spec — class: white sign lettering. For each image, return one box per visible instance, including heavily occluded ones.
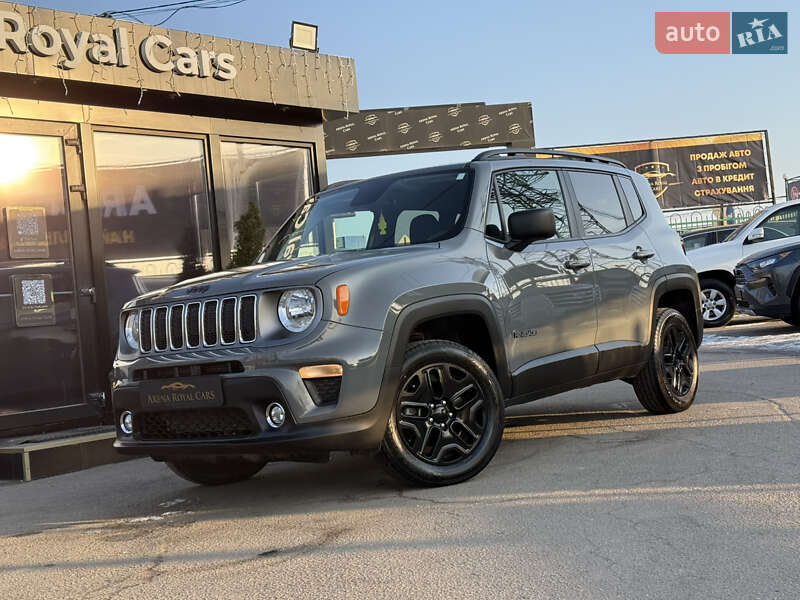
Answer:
[0,10,237,80]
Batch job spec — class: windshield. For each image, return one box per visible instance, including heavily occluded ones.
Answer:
[262,167,473,262]
[724,216,757,241]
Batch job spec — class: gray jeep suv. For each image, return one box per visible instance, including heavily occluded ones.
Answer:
[112,149,703,487]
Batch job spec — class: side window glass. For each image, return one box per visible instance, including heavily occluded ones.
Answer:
[494,170,570,239]
[759,206,800,241]
[570,171,627,236]
[485,185,504,239]
[618,177,644,222]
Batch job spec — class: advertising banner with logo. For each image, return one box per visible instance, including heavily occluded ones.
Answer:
[787,177,800,203]
[556,131,772,209]
[324,102,534,159]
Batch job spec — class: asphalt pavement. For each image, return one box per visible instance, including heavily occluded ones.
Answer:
[1,317,799,599]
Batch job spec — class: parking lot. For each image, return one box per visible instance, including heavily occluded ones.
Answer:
[1,317,799,600]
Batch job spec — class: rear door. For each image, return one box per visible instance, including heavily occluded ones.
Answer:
[564,170,658,373]
[485,168,598,395]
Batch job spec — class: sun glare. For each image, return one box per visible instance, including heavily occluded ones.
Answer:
[0,134,42,185]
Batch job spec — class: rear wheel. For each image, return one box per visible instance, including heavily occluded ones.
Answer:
[633,308,699,414]
[380,340,504,486]
[700,278,735,328]
[166,456,267,486]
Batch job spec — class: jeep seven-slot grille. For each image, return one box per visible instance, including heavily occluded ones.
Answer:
[138,295,257,352]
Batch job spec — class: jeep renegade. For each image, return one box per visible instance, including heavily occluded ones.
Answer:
[112,149,703,487]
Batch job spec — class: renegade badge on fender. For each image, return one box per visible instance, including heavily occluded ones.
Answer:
[112,149,703,487]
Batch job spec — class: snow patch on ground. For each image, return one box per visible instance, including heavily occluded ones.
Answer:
[703,332,800,352]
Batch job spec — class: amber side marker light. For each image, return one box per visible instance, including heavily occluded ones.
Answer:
[299,364,343,379]
[336,284,350,316]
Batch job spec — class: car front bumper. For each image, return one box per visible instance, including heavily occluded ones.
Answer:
[734,265,792,319]
[112,322,395,459]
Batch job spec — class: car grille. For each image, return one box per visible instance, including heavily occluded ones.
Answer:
[138,295,257,352]
[135,407,256,440]
[735,268,746,285]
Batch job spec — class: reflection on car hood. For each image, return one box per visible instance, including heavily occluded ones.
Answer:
[686,240,740,272]
[127,245,438,306]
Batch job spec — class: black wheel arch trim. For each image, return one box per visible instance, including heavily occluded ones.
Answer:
[379,294,512,399]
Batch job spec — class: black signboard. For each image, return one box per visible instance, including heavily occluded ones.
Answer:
[324,102,534,159]
[11,274,56,327]
[557,131,772,209]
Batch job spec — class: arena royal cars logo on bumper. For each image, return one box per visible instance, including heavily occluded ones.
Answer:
[655,12,787,54]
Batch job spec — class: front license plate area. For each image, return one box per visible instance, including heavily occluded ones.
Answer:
[140,376,224,410]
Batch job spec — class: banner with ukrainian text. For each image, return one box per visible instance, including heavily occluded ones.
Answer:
[556,131,771,209]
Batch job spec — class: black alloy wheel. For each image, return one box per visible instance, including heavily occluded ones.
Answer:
[396,362,486,465]
[633,308,699,414]
[660,324,696,398]
[380,340,504,486]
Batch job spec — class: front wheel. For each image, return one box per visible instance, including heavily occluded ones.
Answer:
[380,340,504,486]
[700,278,735,328]
[633,308,699,414]
[166,456,267,486]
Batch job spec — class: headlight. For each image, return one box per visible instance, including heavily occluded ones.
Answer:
[124,312,139,350]
[277,288,316,332]
[749,250,793,272]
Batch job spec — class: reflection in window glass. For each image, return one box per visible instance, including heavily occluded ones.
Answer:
[335,211,374,249]
[760,206,800,241]
[395,210,438,245]
[220,143,313,266]
[618,177,644,221]
[494,170,570,239]
[0,133,83,414]
[570,171,627,236]
[93,132,213,343]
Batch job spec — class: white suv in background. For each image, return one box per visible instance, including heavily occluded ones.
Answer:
[687,200,800,327]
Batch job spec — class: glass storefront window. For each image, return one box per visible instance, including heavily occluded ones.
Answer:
[0,133,83,414]
[93,132,214,343]
[219,142,313,267]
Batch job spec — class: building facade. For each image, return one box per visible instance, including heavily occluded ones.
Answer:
[0,3,358,435]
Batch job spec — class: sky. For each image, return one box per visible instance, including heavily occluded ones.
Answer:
[38,0,800,198]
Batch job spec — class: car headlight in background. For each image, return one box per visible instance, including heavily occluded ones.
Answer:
[748,250,794,272]
[124,312,139,350]
[277,288,316,332]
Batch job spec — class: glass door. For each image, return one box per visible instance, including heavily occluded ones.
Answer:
[0,119,101,431]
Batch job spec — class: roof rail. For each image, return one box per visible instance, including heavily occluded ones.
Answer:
[472,147,626,168]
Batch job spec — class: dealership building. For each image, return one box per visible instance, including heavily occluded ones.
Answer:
[0,2,358,439]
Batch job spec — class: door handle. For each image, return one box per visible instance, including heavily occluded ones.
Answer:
[632,247,655,261]
[79,286,96,303]
[564,259,590,271]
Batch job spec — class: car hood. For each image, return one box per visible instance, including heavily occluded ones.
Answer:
[686,239,741,273]
[737,240,800,265]
[126,245,439,307]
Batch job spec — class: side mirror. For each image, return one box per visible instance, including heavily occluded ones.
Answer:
[746,227,765,243]
[506,208,556,251]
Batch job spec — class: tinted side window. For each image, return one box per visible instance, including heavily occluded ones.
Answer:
[618,177,644,221]
[570,171,627,236]
[485,185,504,239]
[759,206,800,241]
[683,232,715,251]
[493,170,570,239]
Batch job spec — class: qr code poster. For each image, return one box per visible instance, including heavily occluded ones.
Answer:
[5,206,50,259]
[11,274,56,327]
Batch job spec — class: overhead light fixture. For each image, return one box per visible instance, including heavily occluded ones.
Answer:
[290,21,318,52]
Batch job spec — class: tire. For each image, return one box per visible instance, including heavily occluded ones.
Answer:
[633,308,699,414]
[166,456,267,486]
[784,289,800,327]
[380,340,504,487]
[699,278,735,328]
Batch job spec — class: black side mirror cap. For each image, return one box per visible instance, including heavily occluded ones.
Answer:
[505,208,556,251]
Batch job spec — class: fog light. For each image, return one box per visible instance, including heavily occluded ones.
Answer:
[266,403,286,429]
[120,410,134,435]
